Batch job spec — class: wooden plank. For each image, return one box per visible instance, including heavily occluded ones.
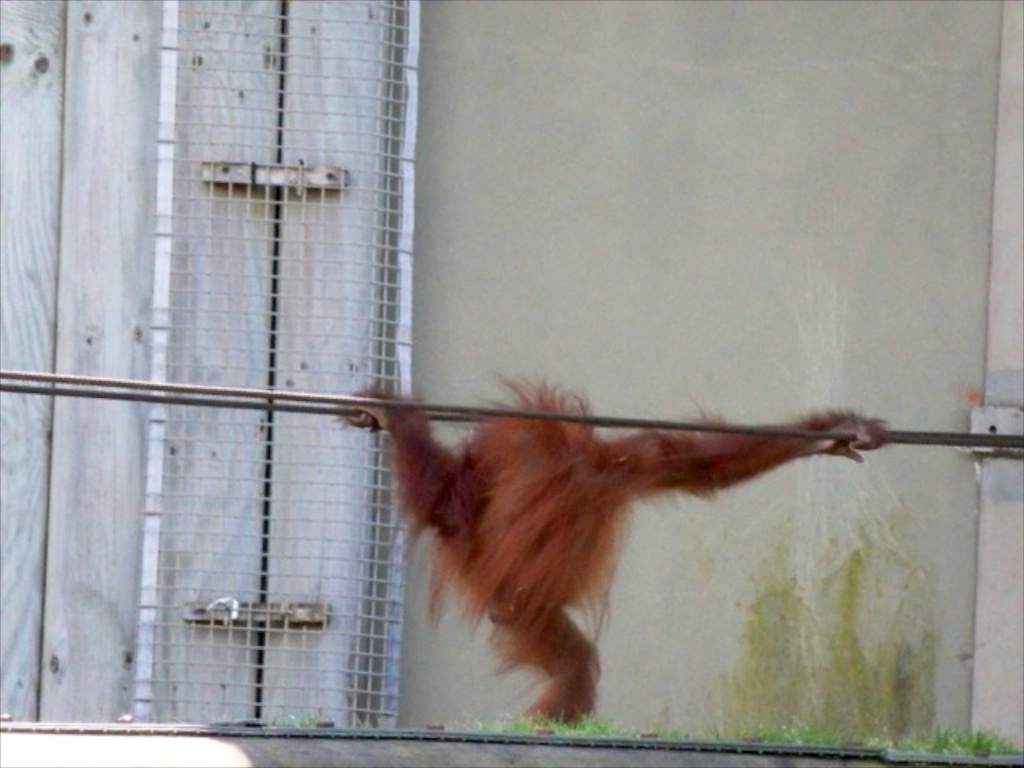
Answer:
[0,0,66,720]
[147,0,283,723]
[0,729,897,768]
[972,0,1024,745]
[38,0,162,721]
[261,0,392,724]
[39,0,163,721]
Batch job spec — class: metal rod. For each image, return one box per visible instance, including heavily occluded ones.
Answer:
[2,369,1021,450]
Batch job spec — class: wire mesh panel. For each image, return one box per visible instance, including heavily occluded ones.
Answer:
[134,0,417,726]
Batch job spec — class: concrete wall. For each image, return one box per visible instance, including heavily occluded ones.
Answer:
[399,0,1006,741]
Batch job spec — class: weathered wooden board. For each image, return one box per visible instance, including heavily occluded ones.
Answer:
[972,0,1024,745]
[3,0,411,724]
[262,0,392,724]
[0,0,66,720]
[149,0,282,723]
[38,0,163,721]
[0,730,900,768]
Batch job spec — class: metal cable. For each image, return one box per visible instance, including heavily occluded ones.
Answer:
[1,368,1021,451]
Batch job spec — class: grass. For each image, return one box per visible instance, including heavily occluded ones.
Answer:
[896,728,1023,757]
[480,716,1023,757]
[268,711,1022,757]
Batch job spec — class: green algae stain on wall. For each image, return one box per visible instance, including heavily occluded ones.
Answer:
[725,526,937,741]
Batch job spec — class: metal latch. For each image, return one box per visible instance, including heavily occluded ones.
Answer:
[202,161,349,195]
[970,405,1024,458]
[184,597,329,629]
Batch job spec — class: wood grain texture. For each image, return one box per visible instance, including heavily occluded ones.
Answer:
[972,0,1024,744]
[0,0,66,720]
[40,0,162,721]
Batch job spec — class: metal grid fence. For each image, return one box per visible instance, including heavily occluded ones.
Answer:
[132,0,418,727]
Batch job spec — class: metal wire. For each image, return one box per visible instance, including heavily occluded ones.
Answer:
[3,368,1021,451]
[119,0,417,728]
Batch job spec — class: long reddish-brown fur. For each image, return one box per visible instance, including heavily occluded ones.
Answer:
[345,381,889,722]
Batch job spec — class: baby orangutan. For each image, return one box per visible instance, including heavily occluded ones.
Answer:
[345,381,889,722]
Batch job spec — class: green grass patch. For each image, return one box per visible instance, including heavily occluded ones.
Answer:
[895,728,1022,757]
[267,711,1021,757]
[481,716,1022,756]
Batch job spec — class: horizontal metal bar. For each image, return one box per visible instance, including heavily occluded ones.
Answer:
[202,161,348,191]
[184,600,329,629]
[969,405,1024,457]
[3,369,1022,450]
[0,382,361,418]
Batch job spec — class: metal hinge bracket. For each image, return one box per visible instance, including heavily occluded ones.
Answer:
[202,161,349,195]
[184,597,329,630]
[970,405,1024,458]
